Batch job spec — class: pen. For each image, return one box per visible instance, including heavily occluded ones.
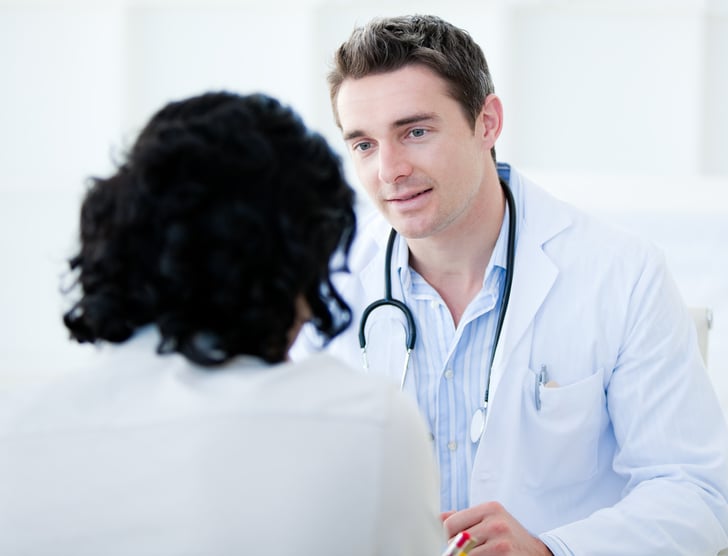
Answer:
[442,531,476,556]
[535,364,548,411]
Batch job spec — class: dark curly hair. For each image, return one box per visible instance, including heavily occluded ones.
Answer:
[63,91,356,366]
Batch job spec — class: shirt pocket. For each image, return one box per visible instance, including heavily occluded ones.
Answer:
[520,367,606,491]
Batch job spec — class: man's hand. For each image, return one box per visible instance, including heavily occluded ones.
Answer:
[441,501,553,555]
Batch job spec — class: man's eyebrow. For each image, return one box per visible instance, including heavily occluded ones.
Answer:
[393,112,438,128]
[343,129,365,142]
[343,113,438,142]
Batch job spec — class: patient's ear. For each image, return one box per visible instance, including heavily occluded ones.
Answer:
[285,295,312,357]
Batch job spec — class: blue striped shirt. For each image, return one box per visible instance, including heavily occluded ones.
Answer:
[393,206,510,512]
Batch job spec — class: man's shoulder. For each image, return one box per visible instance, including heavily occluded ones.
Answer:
[514,170,663,282]
[517,170,656,252]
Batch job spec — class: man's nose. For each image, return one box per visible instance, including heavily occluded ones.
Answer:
[378,143,413,185]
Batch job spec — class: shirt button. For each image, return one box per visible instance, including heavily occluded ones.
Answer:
[430,300,438,309]
[447,441,457,451]
[444,369,454,380]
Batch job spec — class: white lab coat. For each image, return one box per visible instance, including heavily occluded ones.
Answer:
[0,331,445,555]
[292,167,728,555]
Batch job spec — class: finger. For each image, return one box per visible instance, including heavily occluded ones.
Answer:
[443,501,502,536]
[443,512,482,538]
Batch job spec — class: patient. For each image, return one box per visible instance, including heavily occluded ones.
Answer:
[0,91,444,555]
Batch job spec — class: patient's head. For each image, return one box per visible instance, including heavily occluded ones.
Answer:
[64,91,356,365]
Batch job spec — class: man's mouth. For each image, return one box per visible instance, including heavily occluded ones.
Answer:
[389,188,432,202]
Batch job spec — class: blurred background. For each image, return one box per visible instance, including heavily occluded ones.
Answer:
[1,0,727,414]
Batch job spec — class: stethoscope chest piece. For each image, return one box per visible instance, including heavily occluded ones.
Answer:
[470,405,487,444]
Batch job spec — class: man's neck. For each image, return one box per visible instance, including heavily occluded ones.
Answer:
[407,179,506,327]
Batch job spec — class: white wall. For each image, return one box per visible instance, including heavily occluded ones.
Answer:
[1,0,726,411]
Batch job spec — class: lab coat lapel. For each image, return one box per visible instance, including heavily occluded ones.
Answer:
[488,177,572,399]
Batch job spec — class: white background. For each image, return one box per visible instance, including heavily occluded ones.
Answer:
[1,0,726,414]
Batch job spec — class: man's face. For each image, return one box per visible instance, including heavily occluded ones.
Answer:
[336,64,494,241]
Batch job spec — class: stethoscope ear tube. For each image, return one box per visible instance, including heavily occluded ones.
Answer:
[358,229,417,378]
[358,298,416,350]
[358,228,417,351]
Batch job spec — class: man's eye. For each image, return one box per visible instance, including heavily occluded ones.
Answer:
[410,128,427,138]
[354,141,372,152]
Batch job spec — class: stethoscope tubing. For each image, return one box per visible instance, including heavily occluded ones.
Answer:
[483,178,516,406]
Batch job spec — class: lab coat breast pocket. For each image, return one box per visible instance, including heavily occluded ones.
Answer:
[521,368,606,491]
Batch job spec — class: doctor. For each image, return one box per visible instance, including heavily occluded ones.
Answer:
[292,13,728,556]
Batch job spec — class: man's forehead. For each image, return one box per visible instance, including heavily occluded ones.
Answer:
[337,68,452,134]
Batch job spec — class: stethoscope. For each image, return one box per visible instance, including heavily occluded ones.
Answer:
[358,175,516,444]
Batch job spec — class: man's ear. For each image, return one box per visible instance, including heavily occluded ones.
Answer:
[478,93,504,150]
